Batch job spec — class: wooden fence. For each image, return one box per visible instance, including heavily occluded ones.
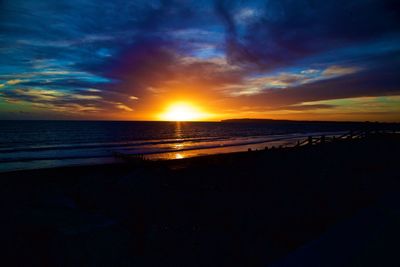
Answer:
[295,129,398,148]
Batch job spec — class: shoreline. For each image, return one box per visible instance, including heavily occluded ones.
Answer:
[2,119,399,174]
[0,131,367,175]
[2,133,400,266]
[0,130,380,174]
[0,133,326,174]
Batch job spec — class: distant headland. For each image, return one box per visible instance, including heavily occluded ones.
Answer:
[220,118,398,124]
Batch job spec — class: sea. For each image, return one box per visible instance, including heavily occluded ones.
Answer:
[0,120,393,172]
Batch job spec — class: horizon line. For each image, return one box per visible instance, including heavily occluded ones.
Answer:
[0,118,399,123]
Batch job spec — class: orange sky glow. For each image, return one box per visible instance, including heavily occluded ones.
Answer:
[1,0,400,122]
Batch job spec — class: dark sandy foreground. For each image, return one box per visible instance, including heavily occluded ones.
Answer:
[1,134,400,267]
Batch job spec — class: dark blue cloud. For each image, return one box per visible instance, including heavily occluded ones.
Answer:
[226,52,400,108]
[216,0,400,69]
[0,0,399,119]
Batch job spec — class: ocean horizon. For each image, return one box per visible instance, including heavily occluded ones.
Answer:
[1,120,396,173]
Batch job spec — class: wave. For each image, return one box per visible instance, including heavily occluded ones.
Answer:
[0,131,346,165]
[0,136,226,153]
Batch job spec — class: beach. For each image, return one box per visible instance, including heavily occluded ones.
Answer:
[1,132,399,266]
[1,120,397,173]
[2,0,399,265]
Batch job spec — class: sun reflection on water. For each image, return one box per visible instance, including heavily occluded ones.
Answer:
[175,153,184,159]
[174,143,184,149]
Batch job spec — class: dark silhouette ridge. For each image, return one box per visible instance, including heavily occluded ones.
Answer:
[221,118,400,125]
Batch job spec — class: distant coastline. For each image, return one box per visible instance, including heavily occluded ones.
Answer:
[220,118,400,124]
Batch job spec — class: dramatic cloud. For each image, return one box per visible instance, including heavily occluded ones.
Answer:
[215,0,400,69]
[0,0,399,120]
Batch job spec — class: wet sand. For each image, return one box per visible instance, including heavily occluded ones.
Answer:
[1,133,399,266]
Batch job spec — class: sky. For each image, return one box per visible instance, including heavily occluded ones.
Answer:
[0,0,399,121]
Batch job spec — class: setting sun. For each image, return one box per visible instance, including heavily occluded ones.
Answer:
[159,102,208,121]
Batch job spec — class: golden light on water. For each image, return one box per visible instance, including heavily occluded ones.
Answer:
[175,153,184,159]
[159,102,209,121]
